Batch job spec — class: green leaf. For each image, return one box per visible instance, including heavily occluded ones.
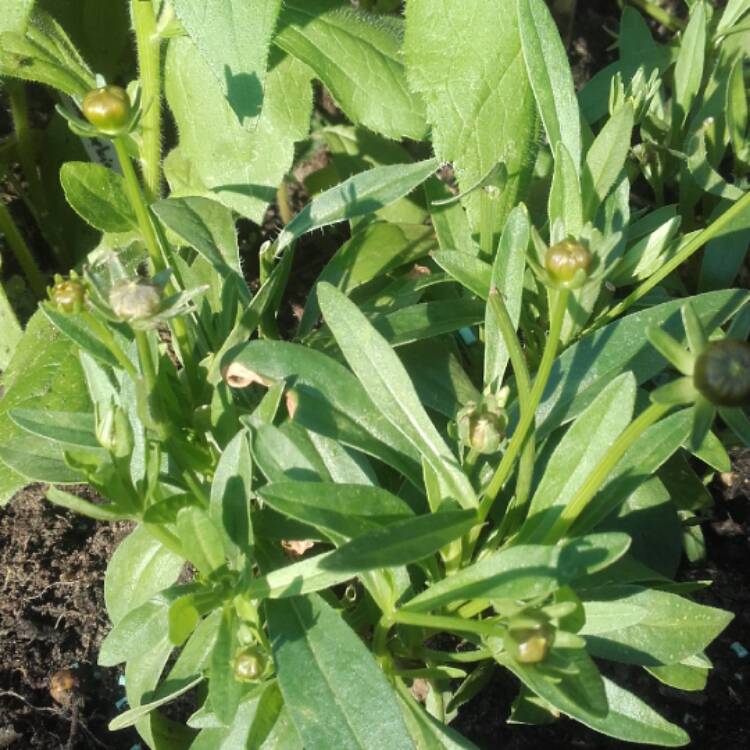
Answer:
[247,510,476,599]
[99,596,172,667]
[549,143,583,237]
[520,372,637,542]
[0,0,33,33]
[0,312,91,502]
[267,594,413,749]
[176,507,226,577]
[318,282,477,509]
[59,162,136,233]
[582,104,634,220]
[674,1,707,126]
[484,205,529,388]
[533,290,749,437]
[165,37,313,223]
[275,1,427,140]
[224,340,422,483]
[517,0,581,169]
[404,0,538,229]
[582,585,733,666]
[210,606,243,726]
[210,430,254,564]
[276,158,439,254]
[172,0,281,125]
[300,222,435,335]
[104,526,185,626]
[45,487,126,521]
[0,272,21,371]
[9,409,98,449]
[432,252,492,300]
[646,659,709,693]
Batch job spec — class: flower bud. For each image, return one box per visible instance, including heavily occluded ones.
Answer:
[505,619,554,664]
[82,86,132,134]
[109,278,162,321]
[49,275,85,313]
[233,649,267,682]
[545,240,592,285]
[95,402,133,458]
[693,339,750,407]
[457,395,508,455]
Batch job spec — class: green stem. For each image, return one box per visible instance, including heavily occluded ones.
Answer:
[479,290,569,521]
[598,188,750,328]
[113,137,164,272]
[488,289,531,407]
[541,401,673,543]
[131,0,163,200]
[625,0,684,32]
[82,312,138,379]
[479,189,498,260]
[135,328,158,392]
[0,201,46,297]
[393,610,499,639]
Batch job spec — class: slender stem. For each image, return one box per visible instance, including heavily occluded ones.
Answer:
[144,522,183,557]
[598,180,750,330]
[0,201,46,297]
[135,328,158,392]
[479,189,498,260]
[398,646,491,664]
[393,610,499,638]
[625,0,684,32]
[479,290,569,521]
[276,180,294,226]
[541,401,673,543]
[131,0,162,200]
[488,289,531,406]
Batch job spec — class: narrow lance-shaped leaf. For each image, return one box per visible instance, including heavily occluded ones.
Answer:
[318,283,477,509]
[276,158,439,253]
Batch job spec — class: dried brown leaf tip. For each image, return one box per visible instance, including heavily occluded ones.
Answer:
[281,539,316,557]
[222,363,271,389]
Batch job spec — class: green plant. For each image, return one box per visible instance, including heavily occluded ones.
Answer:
[1,1,749,748]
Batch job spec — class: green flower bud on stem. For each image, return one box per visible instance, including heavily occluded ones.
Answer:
[109,278,162,321]
[233,649,267,682]
[49,274,86,313]
[457,395,508,455]
[82,86,132,134]
[545,240,592,284]
[505,619,554,664]
[693,339,750,407]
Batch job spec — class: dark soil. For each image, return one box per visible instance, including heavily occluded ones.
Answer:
[0,486,138,750]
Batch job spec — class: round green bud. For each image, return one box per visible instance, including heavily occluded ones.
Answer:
[693,339,750,407]
[545,240,592,284]
[82,86,132,134]
[50,276,86,313]
[109,278,162,321]
[505,620,554,664]
[457,396,507,455]
[233,649,267,682]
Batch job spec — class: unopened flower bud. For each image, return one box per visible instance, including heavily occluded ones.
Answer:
[49,275,85,313]
[693,339,750,407]
[505,619,554,664]
[457,395,508,455]
[82,86,132,134]
[109,278,162,321]
[545,240,592,285]
[95,402,133,458]
[233,649,267,682]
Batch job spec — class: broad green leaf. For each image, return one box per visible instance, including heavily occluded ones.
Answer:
[300,222,436,335]
[276,159,439,253]
[0,312,91,503]
[176,507,226,576]
[583,586,732,666]
[210,606,243,726]
[494,646,608,723]
[104,526,185,626]
[210,430,254,564]
[0,265,21,370]
[275,1,427,140]
[532,290,749,436]
[582,103,634,220]
[224,340,422,482]
[0,10,95,95]
[520,373,637,542]
[517,0,581,169]
[318,283,477,509]
[172,0,281,125]
[425,177,479,256]
[9,409,98,449]
[432,252,492,300]
[646,660,709,693]
[59,162,136,232]
[267,594,413,750]
[247,510,476,599]
[405,0,538,229]
[674,1,707,127]
[165,37,313,223]
[99,597,172,666]
[484,205,529,389]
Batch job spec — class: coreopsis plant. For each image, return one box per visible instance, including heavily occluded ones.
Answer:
[1,1,749,749]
